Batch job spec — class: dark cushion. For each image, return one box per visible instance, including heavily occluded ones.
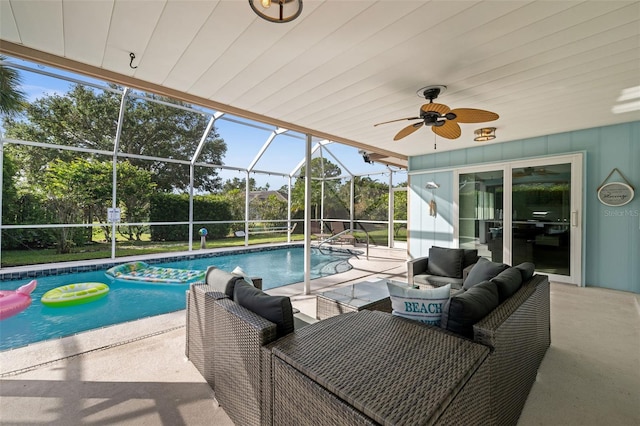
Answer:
[463,257,509,290]
[490,267,523,302]
[462,249,479,268]
[234,281,294,338]
[428,247,464,278]
[514,262,536,281]
[441,280,499,338]
[206,266,243,298]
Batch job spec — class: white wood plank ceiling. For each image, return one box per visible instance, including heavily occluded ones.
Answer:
[1,0,639,162]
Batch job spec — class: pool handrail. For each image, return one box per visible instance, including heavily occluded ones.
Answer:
[317,228,369,260]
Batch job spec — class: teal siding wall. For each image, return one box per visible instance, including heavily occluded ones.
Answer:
[409,121,640,293]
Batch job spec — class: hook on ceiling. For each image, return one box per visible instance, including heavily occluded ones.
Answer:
[129,53,138,69]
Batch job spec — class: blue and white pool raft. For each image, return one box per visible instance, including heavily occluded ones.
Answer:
[105,261,205,284]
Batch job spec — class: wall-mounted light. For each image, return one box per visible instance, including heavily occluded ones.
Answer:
[474,127,496,142]
[249,0,303,23]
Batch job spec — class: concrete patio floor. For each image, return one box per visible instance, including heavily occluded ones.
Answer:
[1,246,638,425]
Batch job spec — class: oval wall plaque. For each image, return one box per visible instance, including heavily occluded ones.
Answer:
[597,182,634,206]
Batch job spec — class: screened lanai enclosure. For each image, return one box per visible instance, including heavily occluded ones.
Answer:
[0,57,408,274]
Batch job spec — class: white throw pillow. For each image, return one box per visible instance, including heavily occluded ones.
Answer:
[232,266,253,285]
[387,282,451,326]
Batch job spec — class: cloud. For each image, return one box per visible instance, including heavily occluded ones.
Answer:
[21,84,68,103]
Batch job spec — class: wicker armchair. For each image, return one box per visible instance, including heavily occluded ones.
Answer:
[185,283,227,389]
[407,246,479,289]
[185,270,262,389]
[186,270,313,426]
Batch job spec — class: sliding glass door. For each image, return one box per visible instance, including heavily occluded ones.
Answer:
[512,163,572,276]
[456,154,582,285]
[459,170,504,263]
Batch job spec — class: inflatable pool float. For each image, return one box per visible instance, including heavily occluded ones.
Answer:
[0,280,37,320]
[105,261,205,284]
[41,282,110,307]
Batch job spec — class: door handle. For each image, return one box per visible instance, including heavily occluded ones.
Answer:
[571,211,578,227]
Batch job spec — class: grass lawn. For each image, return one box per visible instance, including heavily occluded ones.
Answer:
[1,234,306,267]
[2,227,406,268]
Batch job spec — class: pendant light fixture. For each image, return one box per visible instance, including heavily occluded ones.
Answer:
[249,0,303,23]
[474,127,496,142]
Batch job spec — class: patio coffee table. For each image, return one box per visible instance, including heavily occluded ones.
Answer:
[316,279,410,320]
[271,310,491,425]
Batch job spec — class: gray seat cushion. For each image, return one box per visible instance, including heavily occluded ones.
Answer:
[414,273,463,290]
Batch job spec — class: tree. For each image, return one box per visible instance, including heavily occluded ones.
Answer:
[290,157,343,219]
[250,194,287,222]
[37,158,154,252]
[221,177,258,193]
[3,84,227,192]
[353,176,389,221]
[40,159,87,253]
[1,152,19,222]
[0,55,26,115]
[393,188,408,237]
[116,161,156,241]
[220,188,246,233]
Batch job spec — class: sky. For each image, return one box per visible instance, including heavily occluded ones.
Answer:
[5,56,406,190]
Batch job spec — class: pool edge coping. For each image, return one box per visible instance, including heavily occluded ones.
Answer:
[0,242,297,280]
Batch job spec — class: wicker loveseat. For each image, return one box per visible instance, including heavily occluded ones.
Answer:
[187,264,550,426]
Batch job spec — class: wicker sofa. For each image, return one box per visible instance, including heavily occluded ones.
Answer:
[187,265,550,426]
[273,272,549,426]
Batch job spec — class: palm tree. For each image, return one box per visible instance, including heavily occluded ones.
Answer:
[0,55,26,115]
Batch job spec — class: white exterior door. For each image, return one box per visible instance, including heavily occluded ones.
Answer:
[455,153,583,285]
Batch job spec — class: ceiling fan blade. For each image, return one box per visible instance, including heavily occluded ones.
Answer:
[374,116,421,127]
[432,120,461,139]
[450,108,499,123]
[394,122,423,141]
[421,103,450,115]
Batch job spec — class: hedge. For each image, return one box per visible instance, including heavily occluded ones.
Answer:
[149,193,232,241]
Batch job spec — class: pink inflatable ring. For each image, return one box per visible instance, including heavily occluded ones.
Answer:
[0,280,37,320]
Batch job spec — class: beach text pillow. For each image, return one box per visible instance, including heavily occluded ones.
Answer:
[387,282,451,326]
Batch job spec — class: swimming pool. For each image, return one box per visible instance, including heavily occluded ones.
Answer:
[0,246,356,351]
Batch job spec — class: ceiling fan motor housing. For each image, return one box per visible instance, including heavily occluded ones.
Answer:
[422,87,441,101]
[421,111,445,126]
[417,84,447,101]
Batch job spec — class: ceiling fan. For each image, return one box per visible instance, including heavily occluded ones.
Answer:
[374,85,499,140]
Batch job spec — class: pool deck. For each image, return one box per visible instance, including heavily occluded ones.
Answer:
[0,244,408,374]
[1,245,639,425]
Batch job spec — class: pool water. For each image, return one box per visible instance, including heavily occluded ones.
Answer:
[0,247,355,351]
